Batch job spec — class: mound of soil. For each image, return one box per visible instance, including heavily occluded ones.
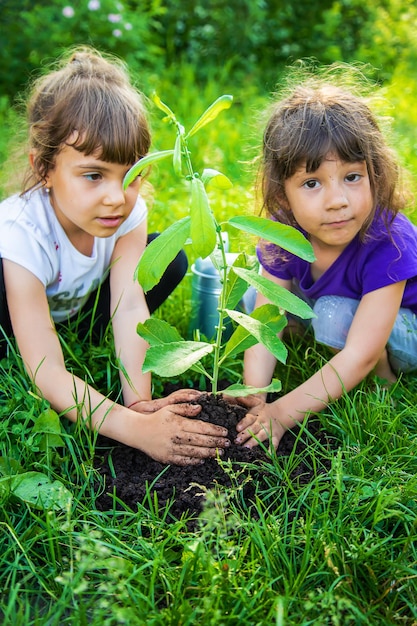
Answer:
[94,393,335,524]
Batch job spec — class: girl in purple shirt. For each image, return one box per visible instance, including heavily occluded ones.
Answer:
[236,72,417,450]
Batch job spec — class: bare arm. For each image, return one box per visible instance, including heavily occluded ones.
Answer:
[109,220,152,406]
[3,260,229,464]
[237,280,406,448]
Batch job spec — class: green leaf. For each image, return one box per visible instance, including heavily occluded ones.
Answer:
[229,215,315,262]
[136,217,191,292]
[32,408,62,435]
[190,177,217,258]
[223,304,287,359]
[123,150,174,189]
[232,267,315,320]
[32,408,65,449]
[225,308,288,363]
[151,94,177,121]
[224,253,258,309]
[0,472,72,510]
[137,318,184,346]
[201,168,233,189]
[142,341,214,377]
[173,133,183,177]
[0,457,24,476]
[222,379,282,397]
[187,95,233,138]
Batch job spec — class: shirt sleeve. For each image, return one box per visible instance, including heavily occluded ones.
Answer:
[0,219,55,286]
[361,216,417,294]
[257,241,299,280]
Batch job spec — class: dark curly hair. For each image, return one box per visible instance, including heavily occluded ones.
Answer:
[261,68,410,237]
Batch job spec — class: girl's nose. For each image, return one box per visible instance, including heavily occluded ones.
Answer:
[103,182,125,206]
[326,182,348,209]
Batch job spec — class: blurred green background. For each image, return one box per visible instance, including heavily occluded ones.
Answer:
[1,0,417,214]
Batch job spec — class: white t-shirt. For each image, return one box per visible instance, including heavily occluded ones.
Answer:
[0,188,147,322]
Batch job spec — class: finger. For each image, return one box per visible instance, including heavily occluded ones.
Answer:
[236,414,257,433]
[170,456,206,467]
[220,394,239,405]
[167,389,202,402]
[174,431,230,449]
[237,395,264,409]
[178,418,229,438]
[169,403,202,417]
[235,421,268,445]
[238,428,269,448]
[172,443,228,459]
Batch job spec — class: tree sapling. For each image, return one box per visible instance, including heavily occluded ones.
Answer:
[123,95,315,396]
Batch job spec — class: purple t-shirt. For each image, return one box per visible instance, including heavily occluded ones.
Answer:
[258,212,417,315]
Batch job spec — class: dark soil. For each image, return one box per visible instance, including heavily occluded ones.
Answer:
[94,393,337,525]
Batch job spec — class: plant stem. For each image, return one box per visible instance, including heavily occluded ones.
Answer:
[211,227,228,395]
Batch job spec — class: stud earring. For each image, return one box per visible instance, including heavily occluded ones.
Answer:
[44,186,50,194]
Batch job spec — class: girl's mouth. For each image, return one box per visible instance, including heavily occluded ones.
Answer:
[97,216,123,228]
[325,219,351,228]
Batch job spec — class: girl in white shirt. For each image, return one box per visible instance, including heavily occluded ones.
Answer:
[0,47,229,465]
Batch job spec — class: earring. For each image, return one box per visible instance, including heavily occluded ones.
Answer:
[44,186,50,194]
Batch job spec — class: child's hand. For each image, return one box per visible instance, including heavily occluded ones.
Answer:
[235,395,287,449]
[136,403,230,466]
[128,389,202,414]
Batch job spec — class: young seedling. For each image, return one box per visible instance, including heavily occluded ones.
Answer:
[123,95,315,396]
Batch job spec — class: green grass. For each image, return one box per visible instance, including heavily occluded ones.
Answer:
[1,67,417,624]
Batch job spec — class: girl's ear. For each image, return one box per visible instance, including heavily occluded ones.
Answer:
[277,189,291,213]
[30,150,52,189]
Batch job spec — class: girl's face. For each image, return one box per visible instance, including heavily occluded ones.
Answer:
[45,144,141,254]
[283,154,373,254]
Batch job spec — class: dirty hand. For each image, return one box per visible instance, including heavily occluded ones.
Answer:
[234,395,286,449]
[140,403,230,466]
[128,389,202,414]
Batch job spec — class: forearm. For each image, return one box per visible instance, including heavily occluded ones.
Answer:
[271,346,377,426]
[32,362,137,438]
[244,342,278,398]
[112,308,152,406]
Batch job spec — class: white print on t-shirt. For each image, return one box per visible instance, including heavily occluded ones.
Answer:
[48,278,101,313]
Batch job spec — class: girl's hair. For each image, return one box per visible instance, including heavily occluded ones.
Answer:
[24,46,151,191]
[261,67,410,236]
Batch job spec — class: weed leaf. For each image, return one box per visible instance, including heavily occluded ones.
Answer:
[32,408,65,449]
[0,471,72,510]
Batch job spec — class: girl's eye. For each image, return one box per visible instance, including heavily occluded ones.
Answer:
[345,173,361,182]
[303,179,319,189]
[84,172,102,182]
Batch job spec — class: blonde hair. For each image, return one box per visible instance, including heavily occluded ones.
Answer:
[24,46,151,191]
